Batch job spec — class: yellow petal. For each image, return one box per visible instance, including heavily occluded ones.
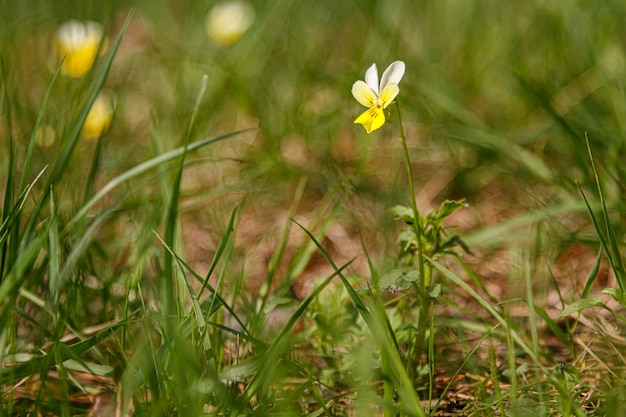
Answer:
[58,40,101,78]
[351,80,378,108]
[379,83,399,109]
[354,106,385,133]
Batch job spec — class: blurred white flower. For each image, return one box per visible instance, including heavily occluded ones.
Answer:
[82,92,115,139]
[55,20,104,78]
[205,1,255,46]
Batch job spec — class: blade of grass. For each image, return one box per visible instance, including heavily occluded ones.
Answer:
[162,74,209,328]
[0,56,15,278]
[198,203,239,299]
[577,184,622,288]
[581,249,602,299]
[584,136,626,288]
[83,133,104,204]
[48,189,60,315]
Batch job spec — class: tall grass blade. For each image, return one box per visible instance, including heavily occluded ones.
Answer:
[0,56,16,279]
[162,74,209,327]
[48,189,60,313]
[198,204,239,299]
[577,184,625,290]
[584,136,626,288]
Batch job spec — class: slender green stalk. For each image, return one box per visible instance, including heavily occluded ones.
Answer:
[163,74,209,330]
[427,300,435,413]
[393,100,426,286]
[393,100,431,374]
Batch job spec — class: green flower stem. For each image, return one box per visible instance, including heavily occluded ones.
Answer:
[393,100,427,287]
[393,100,430,374]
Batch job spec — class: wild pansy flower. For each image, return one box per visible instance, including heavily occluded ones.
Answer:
[351,61,405,133]
[205,1,255,46]
[82,92,115,139]
[55,20,104,78]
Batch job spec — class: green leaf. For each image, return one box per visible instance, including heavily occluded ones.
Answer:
[427,284,442,299]
[427,199,468,229]
[379,269,420,293]
[558,297,604,318]
[390,205,415,224]
[601,288,626,307]
[437,199,469,219]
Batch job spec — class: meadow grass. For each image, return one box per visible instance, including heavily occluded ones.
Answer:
[2,1,626,416]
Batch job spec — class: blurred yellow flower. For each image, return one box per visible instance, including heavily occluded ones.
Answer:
[82,93,115,139]
[352,61,405,133]
[55,20,104,78]
[205,1,255,46]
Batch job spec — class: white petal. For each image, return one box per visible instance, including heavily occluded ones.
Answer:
[56,20,103,49]
[352,80,378,108]
[380,61,405,90]
[364,63,379,94]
